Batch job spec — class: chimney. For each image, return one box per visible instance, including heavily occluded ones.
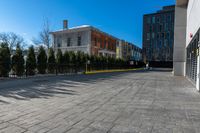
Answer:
[63,20,68,30]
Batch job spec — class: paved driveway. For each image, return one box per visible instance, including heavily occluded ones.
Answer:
[0,70,199,133]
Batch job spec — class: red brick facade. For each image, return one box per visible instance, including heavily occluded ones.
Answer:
[91,30,117,57]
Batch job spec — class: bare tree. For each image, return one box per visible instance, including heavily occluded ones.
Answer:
[33,19,51,49]
[0,32,26,50]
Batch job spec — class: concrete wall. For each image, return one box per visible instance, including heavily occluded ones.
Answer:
[173,5,187,76]
[186,0,200,46]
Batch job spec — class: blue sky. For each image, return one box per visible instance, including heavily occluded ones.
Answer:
[0,0,175,48]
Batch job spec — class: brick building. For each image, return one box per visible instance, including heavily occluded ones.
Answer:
[50,21,117,58]
[51,21,142,61]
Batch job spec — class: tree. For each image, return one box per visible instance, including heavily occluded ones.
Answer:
[33,19,51,49]
[90,55,95,70]
[100,56,104,69]
[63,51,70,73]
[56,49,63,73]
[37,46,47,74]
[11,44,25,76]
[26,46,36,75]
[80,52,87,71]
[76,51,82,72]
[47,48,56,73]
[69,51,76,72]
[0,32,26,50]
[0,43,11,77]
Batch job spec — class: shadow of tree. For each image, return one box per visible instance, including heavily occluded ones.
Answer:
[0,70,144,103]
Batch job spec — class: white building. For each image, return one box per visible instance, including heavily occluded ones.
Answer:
[174,0,200,91]
[50,21,117,58]
[51,25,92,54]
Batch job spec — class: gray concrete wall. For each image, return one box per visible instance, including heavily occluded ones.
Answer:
[173,5,187,76]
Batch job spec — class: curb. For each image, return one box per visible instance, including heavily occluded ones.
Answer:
[85,68,144,74]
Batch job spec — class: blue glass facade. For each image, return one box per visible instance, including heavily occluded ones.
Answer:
[143,5,175,63]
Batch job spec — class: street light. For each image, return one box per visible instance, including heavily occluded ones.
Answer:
[86,60,90,73]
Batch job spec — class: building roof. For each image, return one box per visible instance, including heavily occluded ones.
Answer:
[50,25,91,34]
[144,5,175,16]
[69,25,91,29]
[50,25,119,40]
[50,24,141,49]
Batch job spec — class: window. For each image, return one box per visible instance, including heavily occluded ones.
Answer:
[149,25,153,32]
[165,23,168,31]
[152,33,155,39]
[166,32,170,39]
[94,38,97,46]
[108,41,110,50]
[157,18,160,23]
[77,36,81,46]
[159,25,162,32]
[159,40,162,48]
[147,33,150,40]
[104,40,107,49]
[54,37,57,45]
[147,17,151,24]
[164,40,166,46]
[167,15,171,22]
[157,33,160,39]
[67,38,71,47]
[57,37,61,47]
[152,16,155,23]
[162,33,165,39]
[57,43,61,47]
[100,39,103,48]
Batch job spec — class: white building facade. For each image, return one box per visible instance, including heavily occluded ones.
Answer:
[51,26,92,55]
[174,0,200,91]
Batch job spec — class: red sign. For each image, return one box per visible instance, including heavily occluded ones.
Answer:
[190,33,193,38]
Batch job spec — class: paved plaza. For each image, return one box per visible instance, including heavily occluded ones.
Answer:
[0,70,199,133]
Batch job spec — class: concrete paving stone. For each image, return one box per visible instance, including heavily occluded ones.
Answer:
[79,127,106,133]
[0,124,26,133]
[0,71,199,132]
[46,124,71,133]
[27,124,47,132]
[89,121,114,132]
[72,119,93,129]
[0,122,10,130]
[109,124,140,133]
[36,127,51,133]
[65,128,82,133]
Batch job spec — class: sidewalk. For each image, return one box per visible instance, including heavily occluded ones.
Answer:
[0,70,199,133]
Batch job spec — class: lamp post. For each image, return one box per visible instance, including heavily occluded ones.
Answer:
[86,60,90,73]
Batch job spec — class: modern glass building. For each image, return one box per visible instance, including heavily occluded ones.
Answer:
[143,5,175,67]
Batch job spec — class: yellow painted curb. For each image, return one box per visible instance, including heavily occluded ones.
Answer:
[85,68,143,74]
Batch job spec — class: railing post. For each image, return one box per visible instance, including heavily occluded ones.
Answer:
[25,64,28,78]
[56,63,58,76]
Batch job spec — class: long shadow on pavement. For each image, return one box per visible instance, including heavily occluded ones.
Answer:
[0,70,145,103]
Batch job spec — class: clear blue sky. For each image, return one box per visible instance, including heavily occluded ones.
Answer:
[0,0,175,48]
